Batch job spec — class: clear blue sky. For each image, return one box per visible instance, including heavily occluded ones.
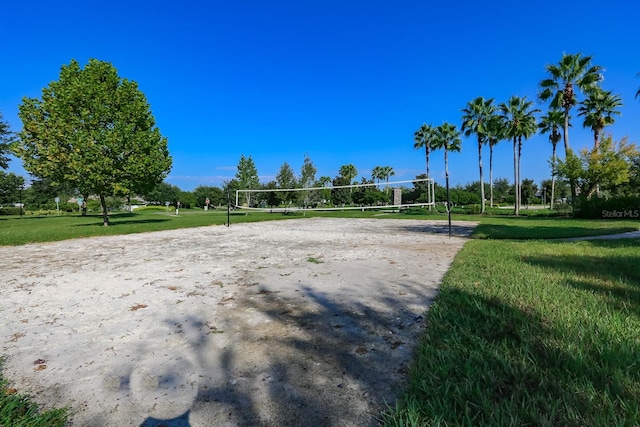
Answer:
[2,1,639,191]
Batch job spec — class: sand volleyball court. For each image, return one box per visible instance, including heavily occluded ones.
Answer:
[1,217,474,426]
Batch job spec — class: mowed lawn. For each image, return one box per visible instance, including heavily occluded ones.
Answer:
[1,210,640,426]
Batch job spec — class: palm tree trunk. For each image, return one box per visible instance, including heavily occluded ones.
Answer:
[426,148,432,210]
[563,110,571,154]
[513,137,518,216]
[425,147,430,178]
[489,145,494,208]
[518,136,523,213]
[550,144,556,210]
[564,109,577,211]
[445,148,452,237]
[478,138,485,214]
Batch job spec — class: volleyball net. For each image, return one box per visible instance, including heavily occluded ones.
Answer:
[234,178,435,212]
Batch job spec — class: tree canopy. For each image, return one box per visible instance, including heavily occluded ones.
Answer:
[0,111,14,170]
[17,59,171,225]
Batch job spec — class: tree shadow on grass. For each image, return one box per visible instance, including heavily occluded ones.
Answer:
[71,218,170,227]
[472,223,638,240]
[523,239,640,315]
[393,286,640,425]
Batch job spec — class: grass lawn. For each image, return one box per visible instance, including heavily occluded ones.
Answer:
[1,209,639,425]
[382,237,640,426]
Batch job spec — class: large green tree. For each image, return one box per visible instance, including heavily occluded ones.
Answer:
[578,88,622,149]
[17,59,171,225]
[234,154,259,206]
[0,111,15,169]
[556,135,638,200]
[461,97,495,213]
[0,171,25,206]
[538,109,565,209]
[500,96,538,216]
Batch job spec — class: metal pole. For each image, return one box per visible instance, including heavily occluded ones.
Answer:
[19,184,23,218]
[226,191,231,227]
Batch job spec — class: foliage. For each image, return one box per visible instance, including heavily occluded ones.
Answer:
[578,88,622,148]
[331,175,351,206]
[234,155,259,205]
[499,96,539,215]
[573,196,640,219]
[193,185,224,207]
[556,135,638,200]
[299,155,317,189]
[520,178,538,206]
[276,161,297,205]
[17,59,171,226]
[413,123,436,178]
[338,164,357,185]
[0,171,25,206]
[143,181,181,205]
[461,96,496,213]
[0,111,15,169]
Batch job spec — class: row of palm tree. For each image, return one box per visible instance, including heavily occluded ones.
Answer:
[415,53,626,215]
[371,165,395,184]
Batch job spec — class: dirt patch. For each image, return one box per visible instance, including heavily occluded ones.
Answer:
[0,217,474,426]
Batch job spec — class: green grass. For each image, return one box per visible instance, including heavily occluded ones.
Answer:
[382,237,640,426]
[0,360,67,426]
[0,209,299,245]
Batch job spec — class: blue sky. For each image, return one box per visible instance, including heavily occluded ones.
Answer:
[2,1,639,191]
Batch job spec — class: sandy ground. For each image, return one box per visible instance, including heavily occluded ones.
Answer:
[0,217,475,426]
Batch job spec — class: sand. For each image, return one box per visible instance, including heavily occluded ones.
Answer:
[0,217,474,426]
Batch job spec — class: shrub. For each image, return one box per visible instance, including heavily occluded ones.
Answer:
[575,196,640,219]
[0,207,22,215]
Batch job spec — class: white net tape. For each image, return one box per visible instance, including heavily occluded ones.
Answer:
[234,178,435,212]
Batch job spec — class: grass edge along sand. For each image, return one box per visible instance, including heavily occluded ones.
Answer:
[382,237,640,426]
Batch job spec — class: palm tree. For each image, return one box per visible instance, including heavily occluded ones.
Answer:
[500,96,539,216]
[539,53,601,205]
[578,88,622,149]
[433,122,461,235]
[538,109,565,209]
[413,123,435,178]
[538,53,602,153]
[485,113,506,208]
[380,166,395,184]
[371,166,383,183]
[339,164,358,192]
[461,97,495,214]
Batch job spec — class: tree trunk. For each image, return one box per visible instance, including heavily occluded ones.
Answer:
[426,148,432,211]
[489,145,494,208]
[563,109,577,212]
[513,138,518,216]
[478,138,485,214]
[550,143,556,210]
[100,194,110,226]
[518,136,523,214]
[445,148,452,238]
[425,147,430,179]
